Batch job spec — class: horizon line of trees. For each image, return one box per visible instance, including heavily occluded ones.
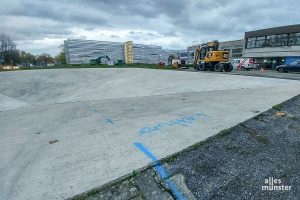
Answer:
[0,33,66,66]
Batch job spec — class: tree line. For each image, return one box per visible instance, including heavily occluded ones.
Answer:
[0,33,66,66]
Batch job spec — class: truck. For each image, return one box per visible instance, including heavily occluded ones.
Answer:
[231,58,254,70]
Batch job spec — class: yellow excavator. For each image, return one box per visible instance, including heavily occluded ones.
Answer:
[194,40,233,72]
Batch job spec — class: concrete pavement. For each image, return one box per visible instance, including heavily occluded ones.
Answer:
[74,95,300,200]
[0,68,300,199]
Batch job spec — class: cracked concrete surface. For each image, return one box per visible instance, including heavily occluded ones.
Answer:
[0,68,299,199]
[71,95,300,200]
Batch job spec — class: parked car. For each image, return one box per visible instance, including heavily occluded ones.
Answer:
[0,65,20,70]
[231,58,254,70]
[276,61,300,73]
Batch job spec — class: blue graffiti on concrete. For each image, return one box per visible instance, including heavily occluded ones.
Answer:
[139,113,208,136]
[106,118,114,125]
[134,142,185,200]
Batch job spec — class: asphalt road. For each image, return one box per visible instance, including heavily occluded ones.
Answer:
[0,68,300,199]
[185,68,300,80]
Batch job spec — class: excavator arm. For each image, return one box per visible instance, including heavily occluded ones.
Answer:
[193,49,200,64]
[90,55,111,65]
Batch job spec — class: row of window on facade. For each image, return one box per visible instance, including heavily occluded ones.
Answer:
[180,52,194,57]
[246,32,300,48]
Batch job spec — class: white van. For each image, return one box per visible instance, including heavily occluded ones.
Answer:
[231,58,255,70]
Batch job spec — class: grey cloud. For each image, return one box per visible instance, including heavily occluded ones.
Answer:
[0,0,300,54]
[0,16,72,41]
[110,35,119,38]
[128,31,160,40]
[1,1,108,26]
[84,0,188,18]
[147,33,157,37]
[162,32,179,37]
[129,31,143,35]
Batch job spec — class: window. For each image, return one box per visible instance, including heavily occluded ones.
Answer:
[180,52,187,57]
[265,35,277,47]
[276,34,288,46]
[232,48,243,54]
[289,32,300,46]
[255,36,266,48]
[246,38,255,48]
[200,50,206,60]
[221,46,230,50]
[222,53,229,59]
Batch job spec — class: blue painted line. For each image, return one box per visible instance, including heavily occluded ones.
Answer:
[166,179,185,200]
[106,118,114,125]
[134,142,185,200]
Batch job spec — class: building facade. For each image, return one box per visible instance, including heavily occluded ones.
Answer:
[178,50,194,64]
[161,49,180,64]
[219,39,244,60]
[64,39,179,65]
[186,44,201,64]
[132,43,162,64]
[243,24,300,69]
[64,39,124,65]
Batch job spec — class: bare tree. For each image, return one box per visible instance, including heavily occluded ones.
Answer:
[0,33,17,65]
[0,33,16,51]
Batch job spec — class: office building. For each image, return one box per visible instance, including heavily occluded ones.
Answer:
[219,39,244,59]
[243,24,300,69]
[64,39,179,65]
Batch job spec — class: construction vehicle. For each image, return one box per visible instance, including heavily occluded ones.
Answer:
[172,58,181,68]
[194,40,233,72]
[232,58,255,70]
[90,55,111,65]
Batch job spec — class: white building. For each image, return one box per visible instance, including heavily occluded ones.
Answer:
[64,39,180,65]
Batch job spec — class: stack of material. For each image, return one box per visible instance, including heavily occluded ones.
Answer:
[64,39,124,64]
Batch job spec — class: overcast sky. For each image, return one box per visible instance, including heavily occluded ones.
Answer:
[1,0,299,56]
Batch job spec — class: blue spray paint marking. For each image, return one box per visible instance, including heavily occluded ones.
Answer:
[134,142,185,200]
[139,113,208,136]
[106,118,114,125]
